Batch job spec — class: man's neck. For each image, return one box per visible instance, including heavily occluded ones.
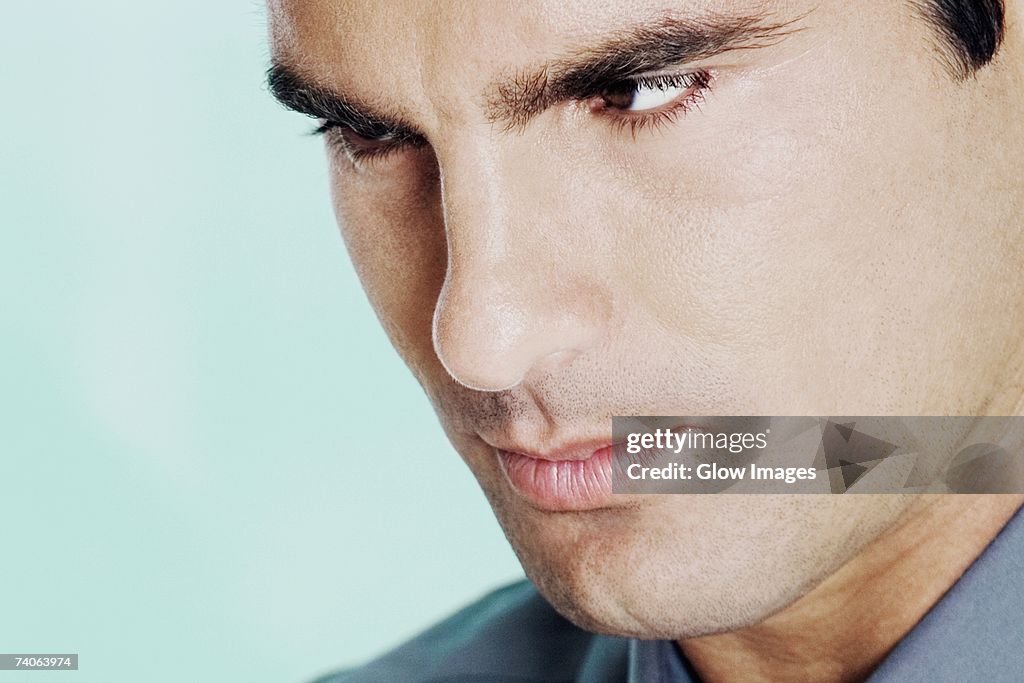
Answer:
[678,494,1024,683]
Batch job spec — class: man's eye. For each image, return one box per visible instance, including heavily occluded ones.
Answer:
[314,122,420,164]
[594,71,712,121]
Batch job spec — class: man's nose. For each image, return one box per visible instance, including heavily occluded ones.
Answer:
[431,143,610,392]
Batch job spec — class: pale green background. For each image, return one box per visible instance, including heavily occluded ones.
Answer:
[0,2,523,681]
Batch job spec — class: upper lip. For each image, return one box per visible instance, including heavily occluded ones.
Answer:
[487,422,713,462]
[487,436,616,462]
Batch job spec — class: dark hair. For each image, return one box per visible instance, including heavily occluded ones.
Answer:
[922,0,1005,77]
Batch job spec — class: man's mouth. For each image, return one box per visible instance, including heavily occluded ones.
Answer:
[491,422,717,511]
[495,441,617,512]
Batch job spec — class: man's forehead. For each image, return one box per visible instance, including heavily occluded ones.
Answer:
[267,0,789,74]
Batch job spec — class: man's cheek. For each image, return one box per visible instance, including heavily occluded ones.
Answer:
[332,180,446,363]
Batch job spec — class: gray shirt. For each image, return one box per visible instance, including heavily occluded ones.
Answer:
[317,509,1024,682]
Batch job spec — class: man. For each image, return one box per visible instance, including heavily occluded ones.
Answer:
[266,0,1024,680]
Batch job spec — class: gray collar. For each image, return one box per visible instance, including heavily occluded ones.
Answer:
[868,505,1024,681]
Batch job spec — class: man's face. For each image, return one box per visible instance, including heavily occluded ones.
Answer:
[269,0,1023,637]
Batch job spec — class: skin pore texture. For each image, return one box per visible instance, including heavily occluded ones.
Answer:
[267,1,1024,680]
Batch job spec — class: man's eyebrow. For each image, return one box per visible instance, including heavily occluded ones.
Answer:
[266,63,417,137]
[487,11,805,130]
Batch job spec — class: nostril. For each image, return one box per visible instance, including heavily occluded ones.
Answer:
[436,356,524,393]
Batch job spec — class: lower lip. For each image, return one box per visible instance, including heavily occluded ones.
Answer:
[496,446,615,511]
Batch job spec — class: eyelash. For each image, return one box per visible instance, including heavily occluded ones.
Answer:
[592,70,712,138]
[313,122,426,165]
[314,69,713,165]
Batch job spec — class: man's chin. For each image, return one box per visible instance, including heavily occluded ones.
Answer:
[513,529,797,641]
[488,492,903,641]
[487,499,743,639]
